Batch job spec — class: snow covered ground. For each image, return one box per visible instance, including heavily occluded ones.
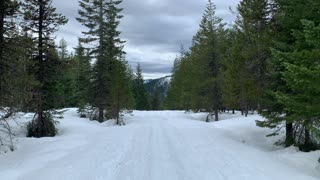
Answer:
[0,109,319,180]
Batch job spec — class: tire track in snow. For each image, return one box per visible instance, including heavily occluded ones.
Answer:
[148,116,190,180]
[112,125,153,180]
[114,112,194,180]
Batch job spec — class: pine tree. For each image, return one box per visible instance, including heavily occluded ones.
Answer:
[0,2,36,152]
[133,64,149,110]
[260,20,320,151]
[108,58,134,124]
[235,0,272,114]
[23,0,68,137]
[74,41,91,116]
[58,39,69,61]
[190,0,225,121]
[0,0,20,108]
[77,0,125,122]
[151,88,161,110]
[166,0,226,116]
[165,52,192,110]
[220,29,241,114]
[257,0,320,149]
[56,39,78,108]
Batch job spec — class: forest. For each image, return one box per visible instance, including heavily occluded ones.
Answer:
[0,0,319,159]
[0,0,320,179]
[0,0,153,141]
[166,0,320,152]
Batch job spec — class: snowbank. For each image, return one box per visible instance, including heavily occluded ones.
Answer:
[0,109,319,180]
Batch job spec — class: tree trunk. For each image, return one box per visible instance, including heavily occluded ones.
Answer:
[98,106,104,123]
[0,1,5,106]
[232,109,235,114]
[37,0,44,124]
[206,113,210,122]
[304,127,311,149]
[285,122,294,147]
[214,109,218,121]
[116,93,120,125]
[257,104,262,114]
[245,105,248,117]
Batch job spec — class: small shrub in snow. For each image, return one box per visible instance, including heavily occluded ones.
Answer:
[27,114,56,138]
[26,110,63,138]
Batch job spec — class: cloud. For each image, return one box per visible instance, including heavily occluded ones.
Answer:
[53,0,240,79]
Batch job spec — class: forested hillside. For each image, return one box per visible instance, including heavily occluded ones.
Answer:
[144,76,171,102]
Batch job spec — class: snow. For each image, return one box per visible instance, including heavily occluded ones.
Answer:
[144,79,153,84]
[0,109,319,180]
[160,76,171,85]
[144,76,171,86]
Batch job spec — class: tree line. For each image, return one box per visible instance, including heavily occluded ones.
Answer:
[165,0,320,152]
[0,0,151,141]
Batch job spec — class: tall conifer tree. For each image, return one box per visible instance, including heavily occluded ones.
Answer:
[23,0,68,137]
[74,41,91,115]
[133,64,149,110]
[258,0,320,149]
[77,0,125,122]
[190,0,224,121]
[235,0,272,114]
[0,0,20,108]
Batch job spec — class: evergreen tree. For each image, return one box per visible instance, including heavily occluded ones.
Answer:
[166,0,226,117]
[108,58,134,124]
[22,0,68,137]
[0,0,20,108]
[189,0,225,121]
[58,38,69,60]
[77,0,125,122]
[74,41,91,115]
[235,0,272,114]
[259,20,320,151]
[133,64,149,110]
[165,52,193,110]
[151,88,161,110]
[220,29,241,114]
[257,0,320,149]
[277,20,320,150]
[57,39,78,108]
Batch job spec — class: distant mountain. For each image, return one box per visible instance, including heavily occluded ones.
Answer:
[144,76,171,99]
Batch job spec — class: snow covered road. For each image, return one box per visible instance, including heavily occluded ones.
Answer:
[0,109,319,180]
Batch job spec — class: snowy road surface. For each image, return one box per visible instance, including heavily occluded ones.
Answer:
[0,109,319,180]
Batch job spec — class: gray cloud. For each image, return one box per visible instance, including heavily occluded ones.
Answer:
[53,0,240,79]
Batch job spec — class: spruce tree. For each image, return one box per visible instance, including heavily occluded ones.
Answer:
[133,64,149,110]
[77,0,125,122]
[190,0,225,121]
[166,1,225,116]
[108,58,134,124]
[165,52,193,110]
[56,39,78,108]
[260,20,320,151]
[74,41,91,116]
[22,0,68,137]
[220,29,241,114]
[0,0,20,108]
[235,0,272,114]
[151,88,161,110]
[257,0,320,149]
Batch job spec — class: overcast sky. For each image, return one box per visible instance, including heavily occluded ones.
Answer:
[52,0,240,79]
